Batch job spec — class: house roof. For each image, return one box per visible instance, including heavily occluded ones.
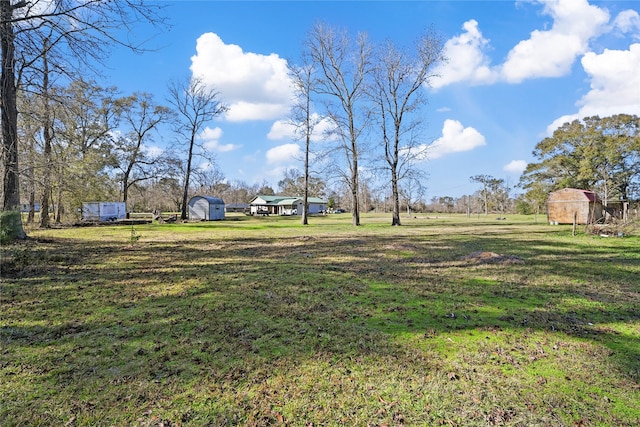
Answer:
[250,195,327,205]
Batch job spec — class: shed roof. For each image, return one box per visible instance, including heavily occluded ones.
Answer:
[189,195,225,205]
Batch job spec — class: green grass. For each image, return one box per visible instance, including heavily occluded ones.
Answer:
[1,213,639,426]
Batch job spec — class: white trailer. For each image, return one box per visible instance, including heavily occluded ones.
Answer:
[82,202,127,221]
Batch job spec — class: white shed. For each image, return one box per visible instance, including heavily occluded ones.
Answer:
[188,196,225,221]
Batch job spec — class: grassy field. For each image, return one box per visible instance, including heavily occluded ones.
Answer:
[1,213,639,426]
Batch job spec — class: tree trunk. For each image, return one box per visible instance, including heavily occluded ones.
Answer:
[351,140,360,226]
[391,167,401,226]
[1,0,26,238]
[39,124,52,228]
[54,162,66,224]
[39,42,53,228]
[302,94,310,225]
[483,189,488,215]
[27,186,35,223]
[23,117,37,224]
[181,134,195,220]
[122,174,130,206]
[55,184,63,223]
[302,141,309,225]
[26,146,36,223]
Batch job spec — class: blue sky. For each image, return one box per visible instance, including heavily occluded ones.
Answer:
[105,0,640,199]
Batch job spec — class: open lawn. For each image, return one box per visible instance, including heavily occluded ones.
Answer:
[1,214,639,426]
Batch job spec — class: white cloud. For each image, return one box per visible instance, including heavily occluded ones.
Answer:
[198,126,240,153]
[197,161,214,172]
[200,126,223,141]
[432,20,497,89]
[428,119,486,159]
[190,33,294,122]
[265,143,302,165]
[205,141,240,153]
[579,43,640,114]
[433,0,611,88]
[504,160,528,174]
[500,0,609,83]
[141,144,164,158]
[225,102,288,122]
[547,43,640,133]
[16,0,56,20]
[267,120,295,140]
[267,114,337,142]
[613,10,640,39]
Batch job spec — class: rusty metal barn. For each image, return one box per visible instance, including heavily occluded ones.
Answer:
[547,188,604,225]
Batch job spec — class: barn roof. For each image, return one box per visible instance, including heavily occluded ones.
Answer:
[549,188,601,202]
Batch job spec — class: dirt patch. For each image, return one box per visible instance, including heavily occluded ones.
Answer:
[383,243,419,252]
[460,251,525,265]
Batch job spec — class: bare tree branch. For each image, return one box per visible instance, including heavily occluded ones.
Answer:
[167,77,228,220]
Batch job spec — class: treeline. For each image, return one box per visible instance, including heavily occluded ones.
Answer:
[14,78,226,225]
[2,2,638,240]
[4,13,450,230]
[2,1,167,238]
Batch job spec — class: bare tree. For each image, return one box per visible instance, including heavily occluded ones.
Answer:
[305,23,373,226]
[470,174,504,215]
[167,77,227,220]
[400,174,426,218]
[16,90,42,224]
[112,92,172,207]
[289,61,320,225]
[1,0,165,238]
[38,37,55,227]
[277,168,327,199]
[213,179,253,211]
[370,31,445,225]
[191,167,226,195]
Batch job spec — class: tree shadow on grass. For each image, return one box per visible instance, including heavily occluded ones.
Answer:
[1,224,639,424]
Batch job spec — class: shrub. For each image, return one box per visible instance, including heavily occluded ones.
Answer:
[0,210,25,243]
[515,199,533,215]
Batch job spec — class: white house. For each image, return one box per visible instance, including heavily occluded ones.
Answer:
[249,195,327,216]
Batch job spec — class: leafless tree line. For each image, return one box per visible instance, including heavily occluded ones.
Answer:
[293,23,446,226]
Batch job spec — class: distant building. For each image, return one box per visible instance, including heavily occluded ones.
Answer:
[547,188,603,225]
[20,203,40,212]
[188,196,225,221]
[225,203,250,213]
[249,195,327,216]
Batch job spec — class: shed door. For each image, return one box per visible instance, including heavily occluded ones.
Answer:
[210,204,223,220]
[193,199,208,220]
